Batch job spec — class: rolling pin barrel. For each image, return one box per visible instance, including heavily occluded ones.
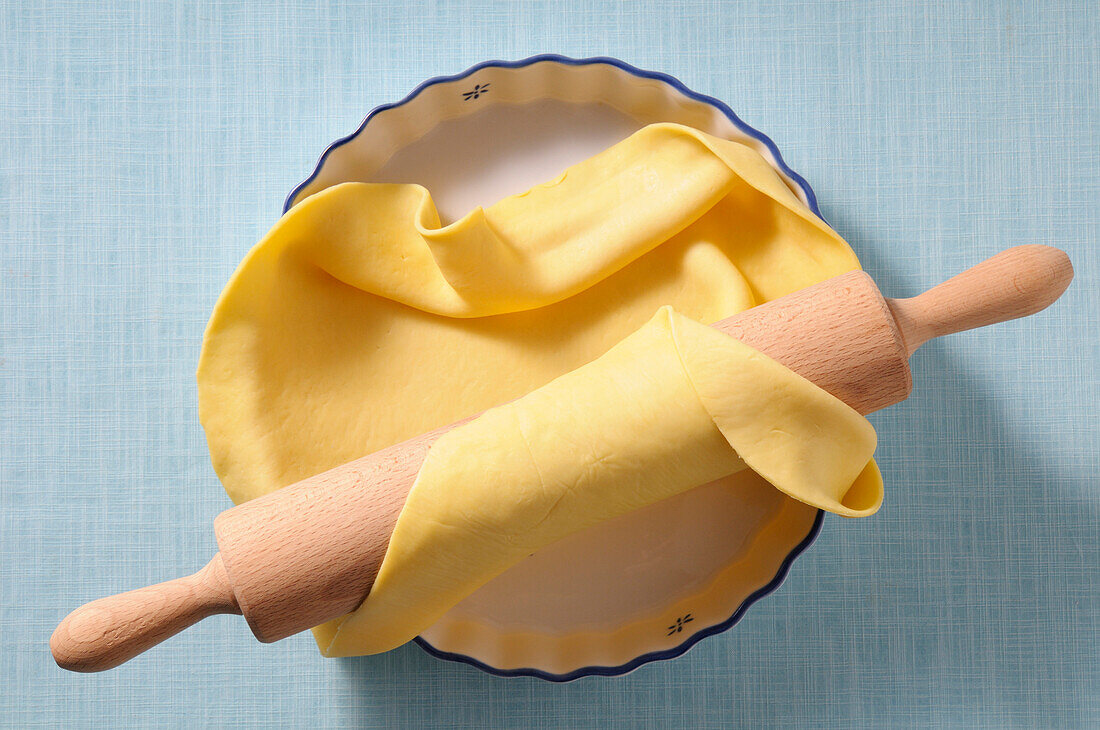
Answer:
[50,245,1073,672]
[213,423,459,643]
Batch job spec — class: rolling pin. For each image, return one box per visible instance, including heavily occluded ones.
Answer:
[51,245,1073,672]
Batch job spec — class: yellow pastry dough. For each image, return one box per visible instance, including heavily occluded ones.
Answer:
[333,307,880,655]
[198,122,884,658]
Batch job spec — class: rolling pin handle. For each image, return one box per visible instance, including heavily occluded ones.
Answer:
[886,245,1073,356]
[50,553,241,673]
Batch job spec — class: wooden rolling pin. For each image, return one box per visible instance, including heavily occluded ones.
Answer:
[51,245,1073,672]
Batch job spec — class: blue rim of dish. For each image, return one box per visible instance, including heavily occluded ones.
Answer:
[287,54,829,681]
[413,509,824,682]
[284,54,822,219]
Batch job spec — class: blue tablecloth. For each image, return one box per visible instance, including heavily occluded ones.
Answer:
[2,2,1097,727]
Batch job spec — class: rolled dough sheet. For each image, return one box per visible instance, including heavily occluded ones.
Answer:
[198,123,883,657]
[327,307,879,655]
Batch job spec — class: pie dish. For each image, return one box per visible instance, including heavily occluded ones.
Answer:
[283,55,834,681]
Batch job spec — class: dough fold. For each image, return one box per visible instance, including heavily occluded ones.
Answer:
[323,307,880,656]
[198,122,885,657]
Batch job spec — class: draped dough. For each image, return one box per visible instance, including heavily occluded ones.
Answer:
[330,307,880,655]
[198,123,884,657]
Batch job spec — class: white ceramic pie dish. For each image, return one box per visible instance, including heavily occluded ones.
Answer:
[286,55,826,681]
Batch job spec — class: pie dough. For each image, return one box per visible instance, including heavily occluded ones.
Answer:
[198,123,884,657]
